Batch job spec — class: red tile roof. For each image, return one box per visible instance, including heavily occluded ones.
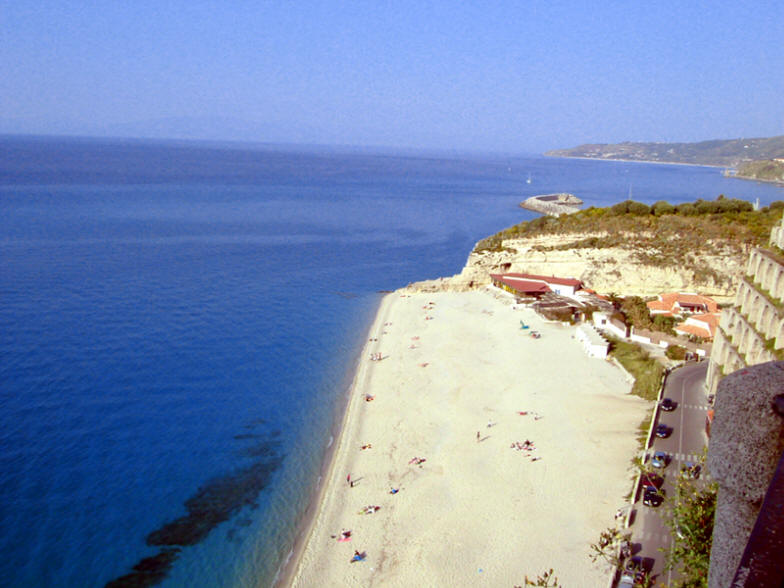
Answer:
[675,312,721,339]
[647,292,719,315]
[675,323,713,339]
[490,274,550,294]
[495,273,582,287]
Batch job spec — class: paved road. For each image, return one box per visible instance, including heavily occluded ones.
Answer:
[626,361,710,585]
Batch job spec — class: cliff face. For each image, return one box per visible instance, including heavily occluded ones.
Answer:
[406,232,745,302]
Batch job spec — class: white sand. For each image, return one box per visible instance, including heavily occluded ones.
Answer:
[288,289,649,587]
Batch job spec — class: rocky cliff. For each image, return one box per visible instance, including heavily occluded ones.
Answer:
[405,232,746,302]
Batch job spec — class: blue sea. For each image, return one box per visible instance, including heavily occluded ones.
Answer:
[1,136,781,588]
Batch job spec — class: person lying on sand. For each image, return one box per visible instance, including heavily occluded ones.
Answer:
[408,457,426,465]
[331,529,352,542]
[350,550,367,563]
[360,443,372,450]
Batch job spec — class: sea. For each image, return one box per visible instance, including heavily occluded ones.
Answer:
[1,136,781,588]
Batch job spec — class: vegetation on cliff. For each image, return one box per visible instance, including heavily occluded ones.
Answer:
[736,159,784,184]
[474,197,784,286]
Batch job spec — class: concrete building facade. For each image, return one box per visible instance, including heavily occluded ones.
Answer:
[706,214,784,394]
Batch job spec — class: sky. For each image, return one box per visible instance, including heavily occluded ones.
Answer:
[2,1,783,153]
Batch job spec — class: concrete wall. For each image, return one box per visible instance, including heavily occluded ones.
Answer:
[707,361,784,588]
[769,212,784,249]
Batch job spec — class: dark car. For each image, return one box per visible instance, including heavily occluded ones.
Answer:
[643,487,664,507]
[655,424,671,438]
[660,398,676,411]
[641,471,664,490]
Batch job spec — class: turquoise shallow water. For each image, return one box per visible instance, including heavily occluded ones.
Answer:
[0,137,781,587]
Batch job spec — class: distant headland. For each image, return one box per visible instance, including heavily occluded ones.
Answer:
[545,135,784,185]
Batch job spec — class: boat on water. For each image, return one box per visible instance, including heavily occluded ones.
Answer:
[526,173,532,184]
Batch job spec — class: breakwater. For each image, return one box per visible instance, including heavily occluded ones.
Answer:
[520,193,583,216]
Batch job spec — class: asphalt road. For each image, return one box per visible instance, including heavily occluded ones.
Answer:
[626,361,710,585]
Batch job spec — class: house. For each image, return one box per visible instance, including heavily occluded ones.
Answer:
[489,273,583,298]
[646,292,719,317]
[592,311,630,338]
[674,312,721,340]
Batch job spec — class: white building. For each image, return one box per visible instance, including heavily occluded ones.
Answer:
[576,323,609,358]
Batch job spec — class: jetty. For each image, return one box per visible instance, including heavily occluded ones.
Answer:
[520,193,583,216]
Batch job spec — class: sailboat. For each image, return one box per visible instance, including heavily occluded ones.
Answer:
[526,173,532,184]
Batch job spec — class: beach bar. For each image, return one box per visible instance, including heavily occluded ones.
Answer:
[489,272,583,298]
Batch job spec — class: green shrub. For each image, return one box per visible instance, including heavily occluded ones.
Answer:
[675,202,698,216]
[665,345,687,360]
[608,338,664,401]
[652,200,675,216]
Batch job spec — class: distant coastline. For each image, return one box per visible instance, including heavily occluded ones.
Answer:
[546,154,784,187]
[544,153,722,169]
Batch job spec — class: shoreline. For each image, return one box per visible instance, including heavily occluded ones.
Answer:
[275,293,394,587]
[544,155,784,187]
[286,287,650,586]
[543,154,724,169]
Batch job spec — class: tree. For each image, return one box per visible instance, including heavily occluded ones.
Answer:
[619,296,654,330]
[653,314,677,335]
[663,451,717,587]
[589,527,631,567]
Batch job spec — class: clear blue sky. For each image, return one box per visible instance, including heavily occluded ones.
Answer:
[2,1,782,153]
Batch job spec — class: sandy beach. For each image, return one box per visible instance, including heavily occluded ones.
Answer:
[288,287,649,587]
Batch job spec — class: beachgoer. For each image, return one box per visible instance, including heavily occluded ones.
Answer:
[390,487,399,494]
[476,431,480,442]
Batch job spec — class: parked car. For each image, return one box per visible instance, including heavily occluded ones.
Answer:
[680,461,701,479]
[641,471,664,490]
[655,424,671,438]
[617,571,636,588]
[619,556,647,586]
[651,451,669,468]
[643,487,664,507]
[660,398,676,411]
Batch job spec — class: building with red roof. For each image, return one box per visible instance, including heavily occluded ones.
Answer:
[646,292,719,317]
[675,312,721,341]
[489,273,583,297]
